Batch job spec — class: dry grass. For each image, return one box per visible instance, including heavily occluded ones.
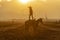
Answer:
[0,21,60,40]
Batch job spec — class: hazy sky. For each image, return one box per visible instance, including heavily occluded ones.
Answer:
[0,0,60,21]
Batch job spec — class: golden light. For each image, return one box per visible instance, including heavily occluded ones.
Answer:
[7,0,12,2]
[41,0,47,2]
[0,0,2,2]
[18,0,32,4]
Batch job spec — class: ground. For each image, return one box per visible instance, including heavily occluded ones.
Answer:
[0,21,60,40]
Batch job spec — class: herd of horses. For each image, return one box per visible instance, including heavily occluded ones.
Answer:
[25,18,43,35]
[25,18,43,27]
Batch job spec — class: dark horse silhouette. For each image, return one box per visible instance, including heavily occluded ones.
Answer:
[25,18,43,32]
[25,19,37,30]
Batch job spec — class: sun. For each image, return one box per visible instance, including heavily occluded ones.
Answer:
[18,0,30,4]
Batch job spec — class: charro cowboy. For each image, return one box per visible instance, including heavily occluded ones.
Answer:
[29,6,33,20]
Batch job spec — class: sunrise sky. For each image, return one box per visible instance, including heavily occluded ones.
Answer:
[0,0,60,21]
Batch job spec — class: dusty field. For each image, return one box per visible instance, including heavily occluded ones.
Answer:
[0,21,60,40]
